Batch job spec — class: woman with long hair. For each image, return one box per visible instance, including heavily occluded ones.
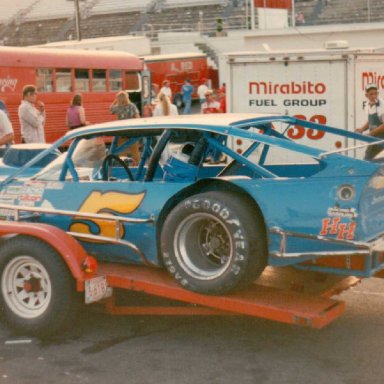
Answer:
[110,91,140,164]
[66,94,88,129]
[110,91,140,120]
[153,93,178,116]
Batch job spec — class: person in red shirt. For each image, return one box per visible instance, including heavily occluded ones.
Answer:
[201,90,223,114]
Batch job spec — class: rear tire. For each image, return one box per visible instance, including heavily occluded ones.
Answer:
[0,236,78,337]
[161,191,267,294]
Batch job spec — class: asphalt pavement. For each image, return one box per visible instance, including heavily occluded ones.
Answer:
[1,277,384,384]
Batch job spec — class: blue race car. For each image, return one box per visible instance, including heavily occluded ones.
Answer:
[0,113,383,295]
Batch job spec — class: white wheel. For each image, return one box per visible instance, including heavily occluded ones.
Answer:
[0,236,78,337]
[2,256,52,319]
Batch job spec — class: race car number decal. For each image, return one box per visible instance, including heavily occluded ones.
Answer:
[320,217,356,240]
[69,190,145,242]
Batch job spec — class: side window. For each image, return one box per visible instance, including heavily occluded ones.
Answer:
[125,72,140,92]
[56,69,72,92]
[75,69,90,92]
[36,68,53,92]
[92,69,106,92]
[110,69,123,91]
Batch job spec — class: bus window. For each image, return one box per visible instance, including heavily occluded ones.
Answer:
[110,69,123,91]
[56,69,72,92]
[92,69,106,92]
[36,68,53,92]
[75,69,90,92]
[125,72,140,92]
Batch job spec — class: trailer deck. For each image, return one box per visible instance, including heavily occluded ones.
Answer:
[99,263,361,329]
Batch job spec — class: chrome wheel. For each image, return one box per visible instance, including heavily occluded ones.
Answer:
[174,213,232,280]
[1,256,52,319]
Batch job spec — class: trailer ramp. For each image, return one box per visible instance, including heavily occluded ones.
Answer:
[99,264,360,329]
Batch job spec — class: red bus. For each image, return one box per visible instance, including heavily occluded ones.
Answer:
[0,46,151,142]
[143,53,218,107]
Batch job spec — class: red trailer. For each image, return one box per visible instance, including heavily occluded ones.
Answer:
[143,53,219,107]
[0,215,366,338]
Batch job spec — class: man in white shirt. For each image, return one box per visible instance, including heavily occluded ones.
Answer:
[197,78,209,105]
[18,85,46,143]
[0,108,14,156]
[159,80,172,100]
[356,83,384,160]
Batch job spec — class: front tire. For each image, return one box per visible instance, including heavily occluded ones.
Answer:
[161,191,267,294]
[0,236,78,337]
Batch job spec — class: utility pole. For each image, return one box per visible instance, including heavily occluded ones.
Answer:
[250,0,256,30]
[292,0,296,27]
[74,0,82,41]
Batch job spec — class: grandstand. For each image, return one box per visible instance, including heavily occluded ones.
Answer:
[0,0,383,47]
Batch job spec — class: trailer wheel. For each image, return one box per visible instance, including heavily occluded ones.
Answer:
[0,236,78,337]
[161,191,267,294]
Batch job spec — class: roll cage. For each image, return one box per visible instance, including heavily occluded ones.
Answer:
[0,115,380,186]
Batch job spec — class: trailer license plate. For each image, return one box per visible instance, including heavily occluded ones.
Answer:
[85,276,109,304]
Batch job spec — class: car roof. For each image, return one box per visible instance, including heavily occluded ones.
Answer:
[63,113,274,138]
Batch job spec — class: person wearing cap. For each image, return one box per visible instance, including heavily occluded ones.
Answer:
[181,79,194,115]
[201,90,223,114]
[356,83,384,160]
[197,78,209,105]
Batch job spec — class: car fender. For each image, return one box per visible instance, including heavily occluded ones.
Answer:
[0,221,89,290]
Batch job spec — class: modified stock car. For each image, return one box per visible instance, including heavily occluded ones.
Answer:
[0,113,383,309]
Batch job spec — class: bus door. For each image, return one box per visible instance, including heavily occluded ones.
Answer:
[140,69,151,116]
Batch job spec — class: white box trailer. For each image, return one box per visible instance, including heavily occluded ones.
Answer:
[219,49,384,161]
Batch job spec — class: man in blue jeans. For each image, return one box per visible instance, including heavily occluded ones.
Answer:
[181,79,194,114]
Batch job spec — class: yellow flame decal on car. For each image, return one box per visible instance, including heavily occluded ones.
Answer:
[69,191,145,242]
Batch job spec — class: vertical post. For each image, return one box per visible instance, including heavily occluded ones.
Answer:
[75,0,82,41]
[245,0,249,29]
[250,0,256,30]
[291,0,296,27]
[367,0,371,23]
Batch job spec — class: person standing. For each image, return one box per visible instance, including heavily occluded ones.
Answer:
[110,91,141,163]
[197,78,209,105]
[18,85,45,143]
[356,83,384,160]
[0,106,14,156]
[181,79,194,115]
[66,94,88,130]
[159,80,172,100]
[153,93,178,116]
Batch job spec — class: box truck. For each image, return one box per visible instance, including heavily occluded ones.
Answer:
[219,49,384,160]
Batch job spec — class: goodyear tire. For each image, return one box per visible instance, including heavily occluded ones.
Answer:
[0,236,78,337]
[161,191,267,294]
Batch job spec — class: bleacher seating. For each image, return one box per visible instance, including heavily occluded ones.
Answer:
[24,0,78,20]
[317,0,384,25]
[91,0,154,15]
[3,19,68,46]
[65,12,141,40]
[0,0,37,23]
[164,0,227,8]
[1,0,384,47]
[144,4,226,34]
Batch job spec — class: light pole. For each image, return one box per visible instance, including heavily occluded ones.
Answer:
[74,0,82,41]
[292,0,296,27]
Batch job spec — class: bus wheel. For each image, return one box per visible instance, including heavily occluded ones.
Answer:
[173,94,184,108]
[0,236,78,337]
[161,191,267,295]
